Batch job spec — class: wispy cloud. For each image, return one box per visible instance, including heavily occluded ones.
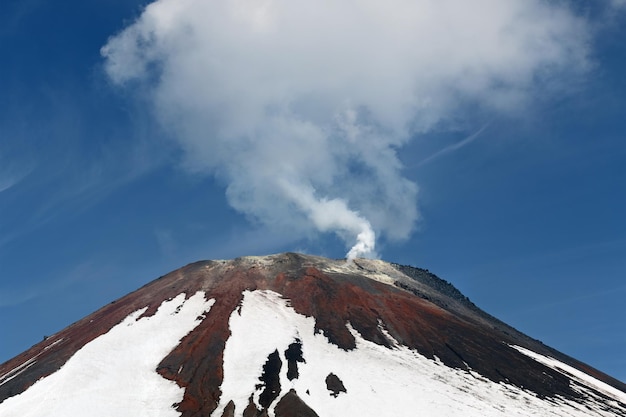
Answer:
[0,0,44,37]
[513,284,626,316]
[0,288,40,308]
[0,152,34,193]
[0,175,22,193]
[0,128,168,250]
[154,229,177,258]
[415,123,491,168]
[0,261,96,308]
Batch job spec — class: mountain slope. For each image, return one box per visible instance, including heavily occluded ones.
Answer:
[1,253,624,416]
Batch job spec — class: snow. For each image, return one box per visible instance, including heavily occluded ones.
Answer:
[3,287,623,417]
[511,345,626,404]
[212,289,626,417]
[0,338,68,389]
[0,292,214,417]
[0,358,38,387]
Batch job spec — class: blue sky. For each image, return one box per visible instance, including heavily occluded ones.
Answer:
[1,0,624,382]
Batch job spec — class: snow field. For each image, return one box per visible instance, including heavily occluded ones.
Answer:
[0,292,215,417]
[2,288,623,417]
[213,290,625,417]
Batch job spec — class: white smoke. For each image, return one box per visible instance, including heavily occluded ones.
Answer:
[101,0,589,259]
[278,179,376,260]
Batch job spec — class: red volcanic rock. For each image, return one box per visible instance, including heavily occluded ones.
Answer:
[0,253,624,417]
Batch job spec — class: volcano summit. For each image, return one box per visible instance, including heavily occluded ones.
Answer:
[0,253,624,416]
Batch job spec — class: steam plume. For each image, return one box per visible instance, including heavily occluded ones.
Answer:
[279,179,376,260]
[102,0,589,258]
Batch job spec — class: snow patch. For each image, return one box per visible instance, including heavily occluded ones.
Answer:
[215,290,300,415]
[0,338,66,387]
[0,358,38,387]
[43,338,65,350]
[511,345,626,404]
[0,292,214,417]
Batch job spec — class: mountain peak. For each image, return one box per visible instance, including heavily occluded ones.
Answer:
[1,253,624,416]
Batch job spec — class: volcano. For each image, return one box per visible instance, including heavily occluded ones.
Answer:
[0,253,624,416]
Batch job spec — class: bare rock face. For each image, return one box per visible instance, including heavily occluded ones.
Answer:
[0,253,624,417]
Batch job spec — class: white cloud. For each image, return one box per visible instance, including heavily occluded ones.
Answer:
[610,0,626,9]
[101,0,590,258]
[0,154,33,193]
[0,175,21,193]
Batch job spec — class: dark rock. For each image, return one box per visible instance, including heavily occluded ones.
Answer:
[274,389,319,417]
[285,339,305,380]
[325,373,347,397]
[259,350,282,409]
[220,400,235,417]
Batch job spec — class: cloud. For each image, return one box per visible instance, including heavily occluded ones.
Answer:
[416,124,491,168]
[0,287,39,308]
[0,150,34,194]
[0,261,94,308]
[0,175,23,194]
[154,229,177,258]
[609,0,626,9]
[101,0,590,258]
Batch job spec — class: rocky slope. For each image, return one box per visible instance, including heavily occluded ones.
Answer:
[0,253,624,416]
